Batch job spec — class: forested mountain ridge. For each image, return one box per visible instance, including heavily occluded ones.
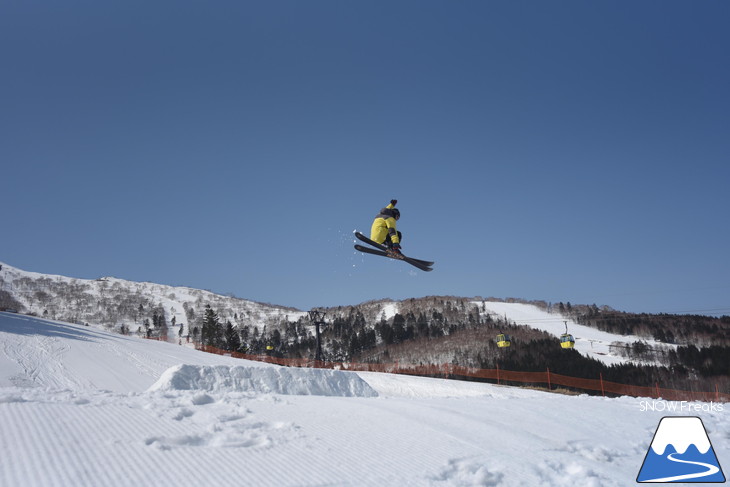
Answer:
[2,262,728,394]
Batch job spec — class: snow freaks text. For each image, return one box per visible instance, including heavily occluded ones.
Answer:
[639,400,724,413]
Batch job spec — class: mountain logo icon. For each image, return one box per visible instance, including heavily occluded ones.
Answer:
[637,416,726,483]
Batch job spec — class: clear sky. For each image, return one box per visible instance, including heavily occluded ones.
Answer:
[2,1,729,315]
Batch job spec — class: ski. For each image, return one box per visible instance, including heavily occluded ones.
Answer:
[354,231,389,251]
[354,245,433,272]
[354,232,435,266]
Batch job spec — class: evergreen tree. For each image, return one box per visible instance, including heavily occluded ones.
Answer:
[223,321,241,351]
[392,314,406,343]
[202,305,223,348]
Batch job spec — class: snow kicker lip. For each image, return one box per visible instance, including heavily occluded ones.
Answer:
[148,364,379,398]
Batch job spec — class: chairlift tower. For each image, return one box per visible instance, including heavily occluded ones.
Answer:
[308,309,327,363]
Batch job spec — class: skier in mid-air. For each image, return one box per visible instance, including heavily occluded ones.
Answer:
[354,199,433,271]
[370,199,402,255]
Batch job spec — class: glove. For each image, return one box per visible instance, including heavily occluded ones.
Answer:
[390,199,398,206]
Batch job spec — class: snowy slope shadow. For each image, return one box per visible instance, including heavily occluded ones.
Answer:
[149,364,378,397]
[0,312,108,342]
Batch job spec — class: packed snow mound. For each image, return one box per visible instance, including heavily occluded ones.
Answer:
[149,364,379,397]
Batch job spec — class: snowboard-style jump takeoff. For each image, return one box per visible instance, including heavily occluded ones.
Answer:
[354,199,434,272]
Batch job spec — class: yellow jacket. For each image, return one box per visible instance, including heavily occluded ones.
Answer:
[370,202,400,245]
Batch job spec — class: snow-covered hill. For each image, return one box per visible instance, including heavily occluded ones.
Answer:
[470,300,672,365]
[337,298,671,365]
[1,261,670,366]
[0,261,306,341]
[1,312,727,486]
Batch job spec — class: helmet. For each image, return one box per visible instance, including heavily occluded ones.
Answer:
[392,208,400,220]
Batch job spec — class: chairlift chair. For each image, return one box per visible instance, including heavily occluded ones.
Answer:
[496,333,511,348]
[559,321,575,349]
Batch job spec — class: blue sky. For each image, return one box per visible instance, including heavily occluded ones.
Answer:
[2,1,729,315]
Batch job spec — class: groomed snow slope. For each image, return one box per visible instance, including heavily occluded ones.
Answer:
[1,312,727,487]
[475,301,672,365]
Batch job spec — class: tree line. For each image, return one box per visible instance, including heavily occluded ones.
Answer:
[192,299,729,395]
